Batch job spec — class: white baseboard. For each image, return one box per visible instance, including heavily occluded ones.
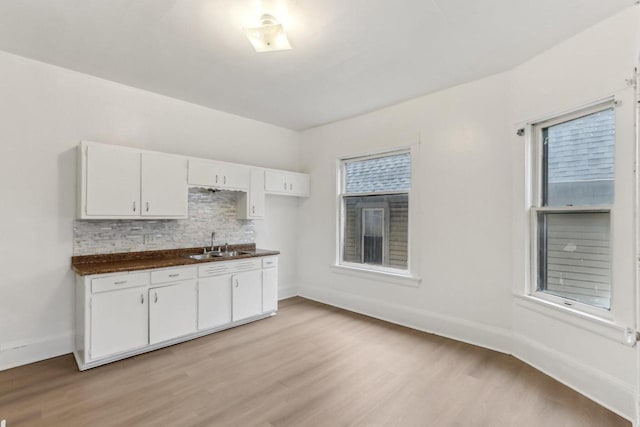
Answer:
[0,332,74,371]
[512,333,635,423]
[298,283,636,424]
[278,285,298,300]
[298,283,512,354]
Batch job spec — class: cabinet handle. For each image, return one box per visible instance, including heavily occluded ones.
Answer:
[224,176,227,185]
[168,273,179,278]
[133,201,136,212]
[252,205,255,214]
[215,174,218,184]
[235,279,239,288]
[114,280,127,285]
[146,202,149,212]
[290,183,293,191]
[140,294,144,304]
[154,292,158,303]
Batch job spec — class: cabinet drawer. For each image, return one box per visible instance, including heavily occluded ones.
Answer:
[229,259,260,273]
[92,272,150,293]
[262,257,278,268]
[198,259,260,278]
[199,262,230,278]
[151,267,197,284]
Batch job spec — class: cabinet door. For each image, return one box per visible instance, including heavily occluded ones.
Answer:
[232,270,263,322]
[188,159,215,187]
[289,173,310,197]
[264,170,310,196]
[264,170,288,194]
[85,143,140,216]
[188,159,249,190]
[249,169,265,218]
[221,163,250,190]
[198,275,232,330]
[262,268,278,313]
[149,280,197,344]
[90,287,148,359]
[141,152,187,217]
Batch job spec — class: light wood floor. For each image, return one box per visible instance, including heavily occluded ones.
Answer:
[0,297,630,427]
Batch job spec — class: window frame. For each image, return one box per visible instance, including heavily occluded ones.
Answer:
[337,148,412,276]
[529,100,617,319]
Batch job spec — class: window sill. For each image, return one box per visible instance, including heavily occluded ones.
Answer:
[330,264,421,287]
[529,290,612,319]
[514,294,631,344]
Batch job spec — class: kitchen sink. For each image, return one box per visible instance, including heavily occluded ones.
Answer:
[185,251,253,260]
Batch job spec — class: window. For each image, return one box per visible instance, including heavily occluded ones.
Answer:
[532,103,615,311]
[339,151,410,272]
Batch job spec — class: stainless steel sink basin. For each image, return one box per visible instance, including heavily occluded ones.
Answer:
[185,251,253,260]
[185,253,218,260]
[215,251,245,257]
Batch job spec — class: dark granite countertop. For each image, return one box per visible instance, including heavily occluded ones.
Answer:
[72,244,280,276]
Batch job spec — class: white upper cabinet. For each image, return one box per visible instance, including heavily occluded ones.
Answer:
[78,141,309,219]
[79,141,188,219]
[141,152,188,217]
[289,172,310,196]
[237,168,265,220]
[84,142,141,217]
[188,159,250,191]
[264,170,310,197]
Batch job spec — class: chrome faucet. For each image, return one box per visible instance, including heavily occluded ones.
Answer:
[224,242,229,253]
[209,231,216,253]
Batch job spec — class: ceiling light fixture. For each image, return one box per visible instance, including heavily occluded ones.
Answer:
[245,14,291,53]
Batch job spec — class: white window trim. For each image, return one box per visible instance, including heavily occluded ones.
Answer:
[336,143,420,283]
[527,97,619,320]
[330,263,421,287]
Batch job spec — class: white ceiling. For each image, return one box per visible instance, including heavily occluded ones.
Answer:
[0,0,632,130]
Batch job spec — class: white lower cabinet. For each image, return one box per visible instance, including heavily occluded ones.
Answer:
[90,286,148,359]
[77,257,279,370]
[262,267,278,313]
[149,280,197,344]
[198,274,233,330]
[232,270,263,322]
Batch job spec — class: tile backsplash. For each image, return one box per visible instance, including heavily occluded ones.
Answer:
[73,188,255,255]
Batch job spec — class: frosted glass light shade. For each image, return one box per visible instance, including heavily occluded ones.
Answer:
[245,14,292,53]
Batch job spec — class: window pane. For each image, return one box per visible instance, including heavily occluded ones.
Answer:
[345,153,411,194]
[363,208,384,264]
[543,108,614,206]
[537,212,611,309]
[343,194,408,269]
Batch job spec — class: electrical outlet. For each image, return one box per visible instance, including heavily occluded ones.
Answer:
[1,418,6,427]
[144,234,163,244]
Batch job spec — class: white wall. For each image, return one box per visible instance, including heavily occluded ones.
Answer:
[298,5,639,422]
[508,7,640,419]
[0,50,301,370]
[298,71,515,351]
